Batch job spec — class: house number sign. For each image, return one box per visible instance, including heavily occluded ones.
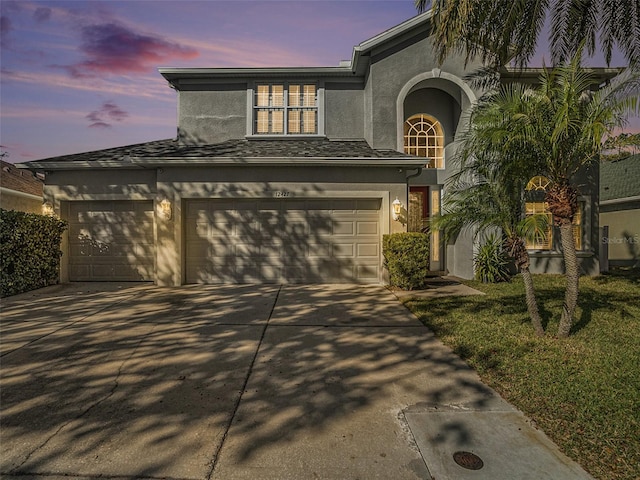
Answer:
[274,191,292,198]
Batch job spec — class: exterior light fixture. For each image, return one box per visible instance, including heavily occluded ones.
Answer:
[42,202,55,216]
[159,199,172,220]
[392,197,403,221]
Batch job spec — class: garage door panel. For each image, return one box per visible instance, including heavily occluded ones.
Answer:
[357,243,379,257]
[185,198,381,284]
[67,200,154,281]
[307,242,332,258]
[332,221,355,235]
[357,264,380,280]
[331,199,357,211]
[333,243,355,258]
[356,199,382,211]
[299,200,328,211]
[357,221,379,235]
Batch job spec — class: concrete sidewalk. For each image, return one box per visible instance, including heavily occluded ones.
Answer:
[0,283,592,479]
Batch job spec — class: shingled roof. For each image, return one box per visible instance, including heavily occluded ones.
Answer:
[1,160,43,197]
[600,155,640,202]
[19,138,424,170]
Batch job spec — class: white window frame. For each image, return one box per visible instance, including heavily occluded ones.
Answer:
[403,114,445,169]
[247,82,324,137]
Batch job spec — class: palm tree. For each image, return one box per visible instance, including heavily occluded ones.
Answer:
[433,83,549,335]
[415,0,640,68]
[523,57,639,336]
[450,56,638,337]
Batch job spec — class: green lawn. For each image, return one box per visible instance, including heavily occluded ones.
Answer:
[403,270,640,480]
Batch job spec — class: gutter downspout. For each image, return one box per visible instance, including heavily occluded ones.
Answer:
[403,166,423,226]
[404,166,423,210]
[405,167,422,182]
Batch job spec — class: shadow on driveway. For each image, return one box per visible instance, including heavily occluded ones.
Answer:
[1,283,500,480]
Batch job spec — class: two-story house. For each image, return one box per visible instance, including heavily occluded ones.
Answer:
[19,11,602,285]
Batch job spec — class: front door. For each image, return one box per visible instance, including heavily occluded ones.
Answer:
[409,186,443,272]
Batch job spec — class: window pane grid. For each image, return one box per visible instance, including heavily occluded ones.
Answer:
[525,201,552,250]
[524,178,584,252]
[254,83,317,135]
[403,114,444,168]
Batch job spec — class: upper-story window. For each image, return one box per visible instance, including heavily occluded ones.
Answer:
[254,84,317,135]
[404,114,444,169]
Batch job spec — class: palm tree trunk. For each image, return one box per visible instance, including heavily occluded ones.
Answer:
[521,266,545,335]
[557,221,579,337]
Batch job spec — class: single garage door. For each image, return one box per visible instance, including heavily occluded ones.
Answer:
[67,200,155,281]
[185,198,382,283]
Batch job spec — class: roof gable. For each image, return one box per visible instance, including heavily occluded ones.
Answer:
[159,11,434,87]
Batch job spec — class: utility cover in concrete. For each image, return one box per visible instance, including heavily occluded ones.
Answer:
[405,409,594,479]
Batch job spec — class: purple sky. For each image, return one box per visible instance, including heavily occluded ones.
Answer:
[1,0,637,163]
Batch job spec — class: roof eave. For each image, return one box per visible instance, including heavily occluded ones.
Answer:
[18,157,427,171]
[131,157,428,168]
[159,66,360,88]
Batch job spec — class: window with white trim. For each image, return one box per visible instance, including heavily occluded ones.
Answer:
[254,83,317,135]
[404,114,444,169]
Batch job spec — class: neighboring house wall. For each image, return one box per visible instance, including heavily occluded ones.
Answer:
[600,155,640,267]
[0,160,44,213]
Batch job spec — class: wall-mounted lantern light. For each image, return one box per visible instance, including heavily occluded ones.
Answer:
[392,197,404,221]
[159,199,172,220]
[42,202,55,216]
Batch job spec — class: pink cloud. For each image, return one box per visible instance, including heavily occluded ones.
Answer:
[67,22,198,77]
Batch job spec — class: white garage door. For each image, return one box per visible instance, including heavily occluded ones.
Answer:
[67,201,155,281]
[185,198,382,283]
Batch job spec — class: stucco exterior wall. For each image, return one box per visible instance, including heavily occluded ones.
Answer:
[365,33,482,152]
[324,83,364,139]
[44,170,157,200]
[178,86,247,144]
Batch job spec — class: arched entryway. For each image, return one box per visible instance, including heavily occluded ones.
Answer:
[397,70,477,276]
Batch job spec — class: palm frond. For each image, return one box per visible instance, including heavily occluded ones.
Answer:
[422,0,640,67]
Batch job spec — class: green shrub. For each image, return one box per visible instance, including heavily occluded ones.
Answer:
[473,233,511,283]
[383,232,430,290]
[1,209,67,297]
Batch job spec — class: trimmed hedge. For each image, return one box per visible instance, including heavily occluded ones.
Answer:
[383,232,430,290]
[1,209,67,297]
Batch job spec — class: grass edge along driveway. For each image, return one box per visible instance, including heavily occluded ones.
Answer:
[402,271,639,480]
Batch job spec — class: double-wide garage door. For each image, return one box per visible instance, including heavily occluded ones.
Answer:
[185,198,382,283]
[68,201,155,281]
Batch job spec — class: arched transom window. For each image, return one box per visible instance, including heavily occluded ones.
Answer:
[403,114,444,169]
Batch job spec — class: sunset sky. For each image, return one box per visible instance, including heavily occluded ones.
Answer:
[1,0,636,163]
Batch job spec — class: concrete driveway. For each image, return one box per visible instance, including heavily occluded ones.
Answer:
[0,283,592,480]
